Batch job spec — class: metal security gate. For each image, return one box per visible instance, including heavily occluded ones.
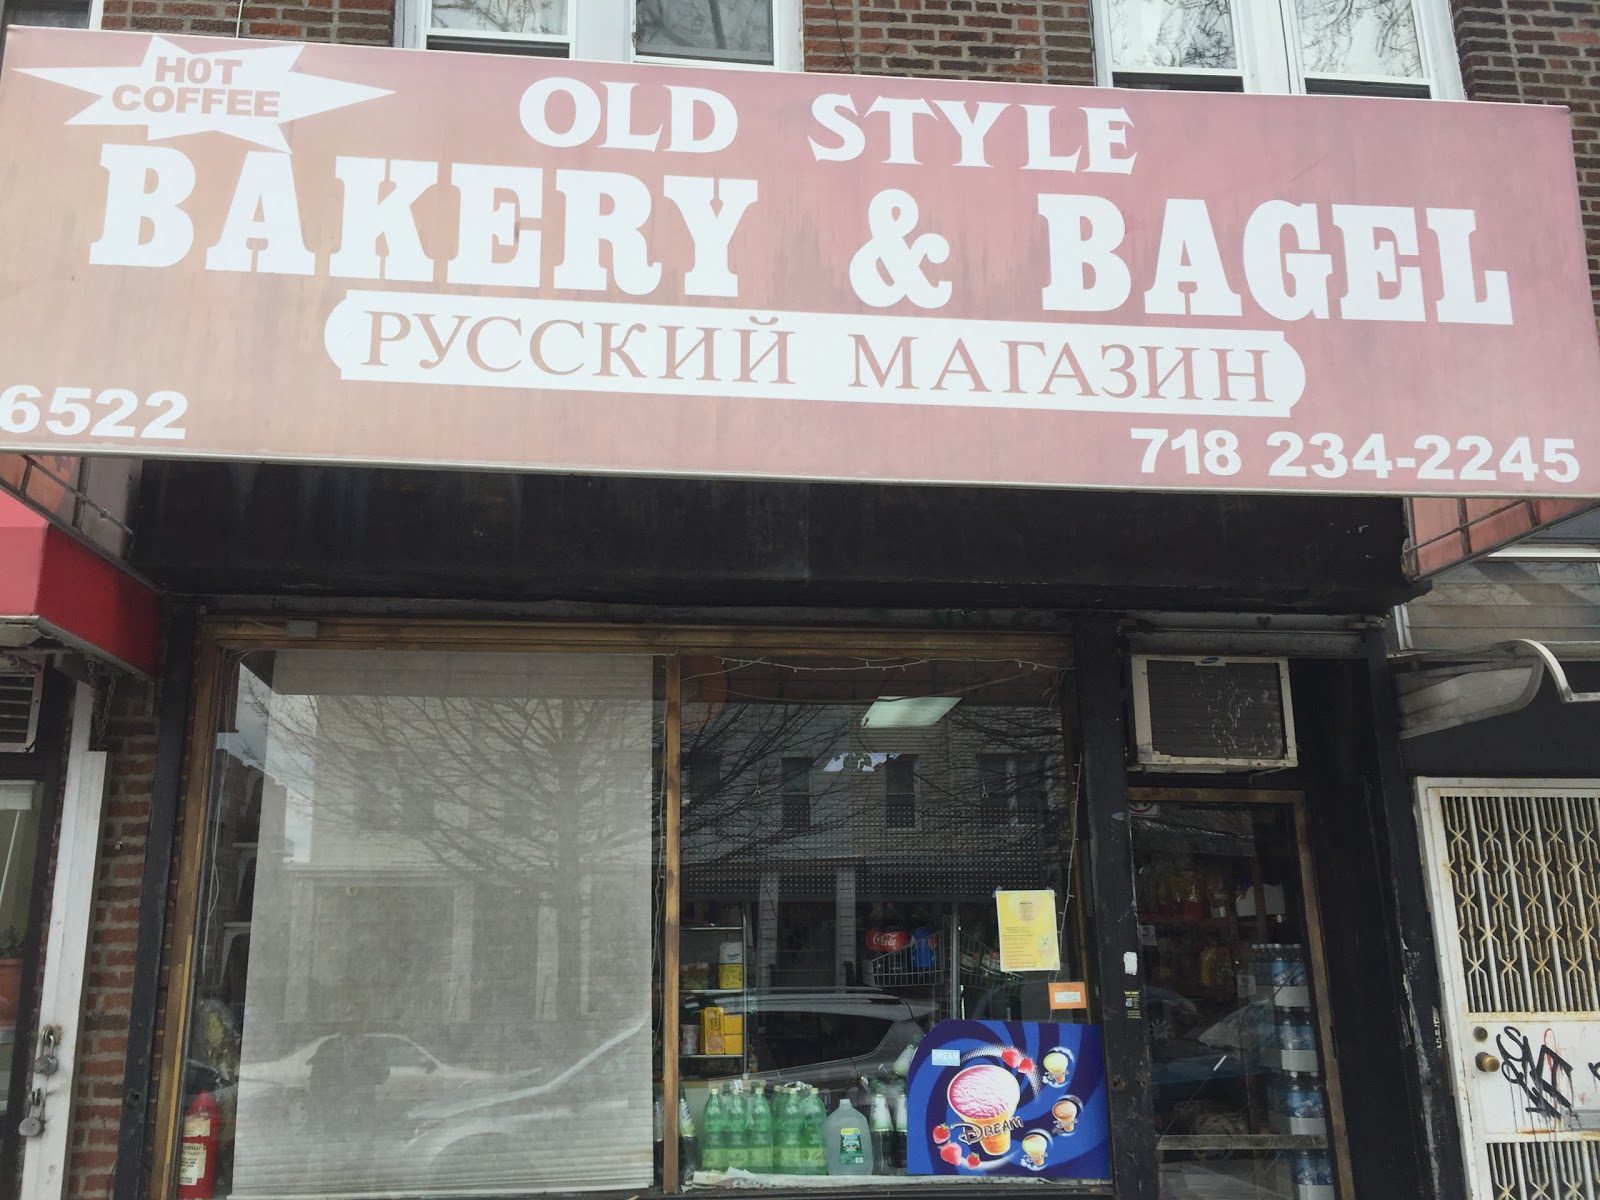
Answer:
[1417,780,1600,1200]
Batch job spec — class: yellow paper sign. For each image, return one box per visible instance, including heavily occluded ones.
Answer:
[996,888,1061,973]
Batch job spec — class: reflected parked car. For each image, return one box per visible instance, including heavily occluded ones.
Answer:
[238,1032,491,1131]
[687,987,935,1101]
[395,1022,651,1193]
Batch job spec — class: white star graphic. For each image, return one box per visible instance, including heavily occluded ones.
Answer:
[20,36,391,150]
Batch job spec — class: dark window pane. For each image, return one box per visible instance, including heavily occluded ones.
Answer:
[885,754,916,829]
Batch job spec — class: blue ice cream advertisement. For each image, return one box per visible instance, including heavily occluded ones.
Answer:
[905,1020,1110,1180]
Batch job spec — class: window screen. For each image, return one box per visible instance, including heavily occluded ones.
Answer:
[188,650,657,1199]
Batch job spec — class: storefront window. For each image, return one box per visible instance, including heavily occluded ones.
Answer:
[180,650,660,1199]
[671,656,1103,1187]
[1131,798,1342,1200]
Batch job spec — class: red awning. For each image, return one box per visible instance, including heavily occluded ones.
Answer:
[0,491,159,676]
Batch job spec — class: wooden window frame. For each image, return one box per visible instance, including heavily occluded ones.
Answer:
[151,618,1074,1200]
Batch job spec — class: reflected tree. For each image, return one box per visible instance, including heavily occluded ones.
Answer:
[429,0,562,34]
[1295,0,1421,77]
[635,0,772,56]
[1111,0,1236,71]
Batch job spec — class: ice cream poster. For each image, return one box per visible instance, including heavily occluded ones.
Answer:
[905,1020,1109,1179]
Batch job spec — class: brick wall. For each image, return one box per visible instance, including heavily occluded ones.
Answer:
[100,0,391,46]
[805,0,1093,83]
[1452,0,1600,307]
[63,681,160,1200]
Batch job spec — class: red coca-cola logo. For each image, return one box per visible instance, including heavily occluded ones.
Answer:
[865,930,912,953]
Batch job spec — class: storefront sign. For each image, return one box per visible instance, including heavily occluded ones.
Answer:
[1,28,1597,495]
[906,1021,1108,1179]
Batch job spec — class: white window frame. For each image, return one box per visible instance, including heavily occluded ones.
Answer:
[1091,0,1463,100]
[400,0,803,73]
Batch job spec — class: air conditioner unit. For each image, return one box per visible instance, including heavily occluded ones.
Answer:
[1131,656,1297,772]
[0,667,43,753]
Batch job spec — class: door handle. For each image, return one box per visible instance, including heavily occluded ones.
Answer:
[1475,1052,1501,1074]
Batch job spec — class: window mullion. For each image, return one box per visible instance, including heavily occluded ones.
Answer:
[1242,0,1295,93]
[571,0,630,61]
[1413,0,1465,99]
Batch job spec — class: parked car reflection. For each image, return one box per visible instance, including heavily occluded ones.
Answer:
[396,1022,650,1194]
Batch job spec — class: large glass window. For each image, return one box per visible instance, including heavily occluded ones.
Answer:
[179,650,659,1199]
[1096,0,1451,96]
[410,0,798,68]
[672,657,1093,1187]
[1131,798,1343,1200]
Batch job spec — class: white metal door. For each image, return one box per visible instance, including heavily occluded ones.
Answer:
[1417,779,1600,1200]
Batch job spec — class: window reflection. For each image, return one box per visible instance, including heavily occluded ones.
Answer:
[636,0,775,64]
[429,0,565,38]
[1133,802,1339,1200]
[183,651,657,1199]
[673,657,1084,1185]
[1109,0,1238,72]
[1295,0,1422,79]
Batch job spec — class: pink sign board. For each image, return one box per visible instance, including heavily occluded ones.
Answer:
[0,27,1597,496]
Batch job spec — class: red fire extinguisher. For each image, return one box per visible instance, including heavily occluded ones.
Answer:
[178,1091,220,1200]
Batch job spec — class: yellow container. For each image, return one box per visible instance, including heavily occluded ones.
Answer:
[701,1006,724,1053]
[724,1014,743,1036]
[723,1033,743,1056]
[718,963,745,989]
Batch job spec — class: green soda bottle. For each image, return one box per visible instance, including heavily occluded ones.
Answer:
[802,1086,828,1175]
[725,1079,750,1171]
[776,1086,802,1174]
[748,1082,774,1173]
[702,1085,727,1172]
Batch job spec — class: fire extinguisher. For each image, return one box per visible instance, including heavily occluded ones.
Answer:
[178,1091,220,1200]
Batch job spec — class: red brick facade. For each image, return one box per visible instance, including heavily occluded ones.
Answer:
[1452,0,1600,303]
[803,0,1093,83]
[64,683,159,1200]
[100,0,390,46]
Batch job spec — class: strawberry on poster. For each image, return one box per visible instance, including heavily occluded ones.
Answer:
[906,1020,1109,1179]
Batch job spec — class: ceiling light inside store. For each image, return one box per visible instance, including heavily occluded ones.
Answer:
[861,696,960,728]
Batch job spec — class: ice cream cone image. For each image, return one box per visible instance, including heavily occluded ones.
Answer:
[948,1064,1022,1155]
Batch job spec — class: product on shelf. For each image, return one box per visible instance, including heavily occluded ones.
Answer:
[825,1094,873,1175]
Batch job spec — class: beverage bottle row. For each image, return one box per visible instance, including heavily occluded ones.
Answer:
[696,1079,909,1177]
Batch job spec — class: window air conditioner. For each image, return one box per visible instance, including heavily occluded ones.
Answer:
[1131,655,1297,772]
[0,667,43,753]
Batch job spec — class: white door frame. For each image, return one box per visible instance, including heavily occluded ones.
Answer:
[1414,776,1600,1200]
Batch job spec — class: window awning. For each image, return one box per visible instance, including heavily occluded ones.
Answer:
[0,491,159,676]
[1394,639,1600,739]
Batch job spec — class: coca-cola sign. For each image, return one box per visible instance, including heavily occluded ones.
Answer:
[1,28,1597,496]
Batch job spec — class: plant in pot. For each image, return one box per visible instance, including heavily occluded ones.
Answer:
[0,928,23,1025]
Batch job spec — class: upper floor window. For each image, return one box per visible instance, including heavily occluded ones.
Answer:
[1094,0,1462,98]
[406,0,801,69]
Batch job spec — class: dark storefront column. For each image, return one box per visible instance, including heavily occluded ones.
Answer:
[1076,616,1156,1200]
[1358,633,1467,1200]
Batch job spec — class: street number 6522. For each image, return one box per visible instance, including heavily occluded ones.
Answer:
[0,386,188,440]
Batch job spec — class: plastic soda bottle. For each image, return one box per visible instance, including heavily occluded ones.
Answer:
[776,1086,803,1174]
[678,1092,701,1184]
[891,1086,909,1173]
[702,1085,727,1172]
[802,1086,828,1175]
[748,1082,774,1173]
[725,1080,750,1171]
[869,1083,894,1175]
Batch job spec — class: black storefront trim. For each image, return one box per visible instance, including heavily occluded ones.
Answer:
[1075,616,1156,1200]
[1359,631,1467,1200]
[113,606,197,1200]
